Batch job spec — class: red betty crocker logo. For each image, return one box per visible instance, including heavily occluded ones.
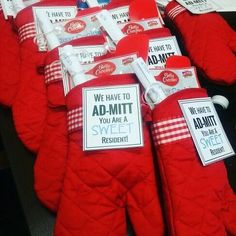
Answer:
[156,70,179,86]
[147,20,159,27]
[86,61,116,77]
[64,19,86,34]
[122,23,144,35]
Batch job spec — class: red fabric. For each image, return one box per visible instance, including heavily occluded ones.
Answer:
[12,0,76,153]
[151,88,236,235]
[165,1,236,85]
[54,74,164,236]
[0,11,20,107]
[34,35,107,212]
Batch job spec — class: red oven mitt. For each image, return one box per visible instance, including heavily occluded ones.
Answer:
[12,0,76,153]
[0,9,20,107]
[54,73,164,236]
[151,88,236,235]
[165,1,236,85]
[34,35,107,212]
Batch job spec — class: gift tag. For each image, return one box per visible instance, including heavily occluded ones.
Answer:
[179,97,235,165]
[148,36,182,69]
[176,0,219,14]
[151,67,200,95]
[74,44,107,63]
[33,6,78,51]
[83,84,144,150]
[109,6,130,24]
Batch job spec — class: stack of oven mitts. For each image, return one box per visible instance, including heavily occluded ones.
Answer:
[0,0,236,235]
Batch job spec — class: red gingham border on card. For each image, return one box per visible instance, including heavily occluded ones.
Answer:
[152,116,191,145]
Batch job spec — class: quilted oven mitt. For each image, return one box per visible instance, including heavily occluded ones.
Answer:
[54,73,164,236]
[12,0,76,153]
[165,1,236,86]
[34,32,155,212]
[0,8,20,107]
[151,88,236,236]
[34,35,107,212]
[11,0,132,153]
